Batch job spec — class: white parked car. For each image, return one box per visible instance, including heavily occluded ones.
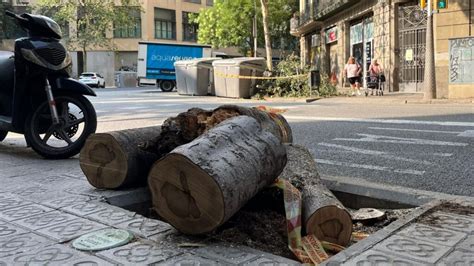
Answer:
[78,72,105,88]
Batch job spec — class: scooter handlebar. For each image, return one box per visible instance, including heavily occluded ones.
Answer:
[5,10,29,23]
[5,11,16,18]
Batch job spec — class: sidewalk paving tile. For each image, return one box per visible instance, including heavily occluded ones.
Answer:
[60,201,109,216]
[456,234,474,252]
[438,250,474,266]
[398,223,467,247]
[0,232,53,259]
[86,206,136,226]
[115,218,173,238]
[0,194,31,211]
[0,220,29,238]
[374,235,451,263]
[96,240,181,265]
[10,186,50,198]
[425,212,474,233]
[41,195,92,209]
[193,245,260,265]
[240,254,301,265]
[12,211,78,231]
[0,244,89,265]
[36,218,109,243]
[65,255,117,266]
[341,250,429,266]
[0,204,55,222]
[154,253,222,265]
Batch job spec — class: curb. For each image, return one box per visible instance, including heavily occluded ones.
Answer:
[320,175,474,264]
[322,200,441,265]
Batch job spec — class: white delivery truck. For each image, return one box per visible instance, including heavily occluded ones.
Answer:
[137,42,212,91]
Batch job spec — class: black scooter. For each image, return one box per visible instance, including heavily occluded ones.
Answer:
[0,11,97,159]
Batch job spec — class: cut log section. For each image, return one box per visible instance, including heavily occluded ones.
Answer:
[141,105,292,156]
[279,144,353,247]
[148,116,287,234]
[79,126,162,189]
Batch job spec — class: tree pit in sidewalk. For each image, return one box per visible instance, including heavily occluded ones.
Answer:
[143,186,416,260]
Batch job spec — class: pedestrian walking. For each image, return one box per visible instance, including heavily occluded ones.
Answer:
[367,59,385,96]
[344,57,362,96]
[369,59,383,77]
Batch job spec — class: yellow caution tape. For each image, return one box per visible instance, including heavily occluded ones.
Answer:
[321,241,346,253]
[274,179,330,265]
[214,71,309,80]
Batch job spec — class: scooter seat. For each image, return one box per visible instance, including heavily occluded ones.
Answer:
[0,51,14,92]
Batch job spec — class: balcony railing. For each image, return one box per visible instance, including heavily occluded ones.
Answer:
[314,0,358,20]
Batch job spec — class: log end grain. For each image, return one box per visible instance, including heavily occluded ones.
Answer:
[306,206,353,246]
[79,133,128,189]
[148,154,225,235]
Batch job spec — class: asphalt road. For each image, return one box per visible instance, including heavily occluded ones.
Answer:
[3,87,473,197]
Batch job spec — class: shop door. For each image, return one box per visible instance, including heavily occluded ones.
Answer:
[398,4,427,92]
[350,18,373,88]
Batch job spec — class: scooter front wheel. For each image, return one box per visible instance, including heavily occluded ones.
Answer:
[0,131,7,142]
[24,95,97,159]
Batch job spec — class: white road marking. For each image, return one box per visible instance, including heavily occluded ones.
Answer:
[317,142,433,165]
[335,134,469,147]
[315,159,425,175]
[284,116,474,127]
[432,153,454,157]
[368,127,462,134]
[458,130,474,138]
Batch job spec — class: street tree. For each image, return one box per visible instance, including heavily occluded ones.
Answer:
[192,0,297,65]
[260,0,272,71]
[35,0,140,72]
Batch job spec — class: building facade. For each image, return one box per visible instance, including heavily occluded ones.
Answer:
[1,0,215,86]
[291,0,474,98]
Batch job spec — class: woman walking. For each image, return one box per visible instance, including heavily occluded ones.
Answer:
[369,59,383,77]
[344,57,362,96]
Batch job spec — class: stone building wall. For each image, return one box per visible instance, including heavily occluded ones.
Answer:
[434,0,473,98]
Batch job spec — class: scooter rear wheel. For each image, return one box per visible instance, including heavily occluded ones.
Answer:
[24,94,97,159]
[0,131,7,141]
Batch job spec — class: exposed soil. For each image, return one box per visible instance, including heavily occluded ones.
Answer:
[204,195,416,260]
[415,201,474,227]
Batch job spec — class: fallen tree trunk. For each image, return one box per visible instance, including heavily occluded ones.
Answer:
[79,126,162,189]
[141,105,292,157]
[148,115,287,235]
[279,144,353,247]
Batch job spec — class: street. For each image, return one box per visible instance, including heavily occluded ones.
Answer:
[1,87,473,197]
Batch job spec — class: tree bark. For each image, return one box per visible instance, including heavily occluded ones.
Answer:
[79,126,162,189]
[278,144,353,247]
[148,116,287,235]
[260,0,273,71]
[141,105,292,156]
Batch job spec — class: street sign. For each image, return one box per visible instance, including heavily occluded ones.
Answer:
[437,0,448,9]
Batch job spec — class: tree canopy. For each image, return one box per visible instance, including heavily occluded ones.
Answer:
[192,0,298,55]
[35,0,141,70]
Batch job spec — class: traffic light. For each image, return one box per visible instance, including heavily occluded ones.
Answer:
[437,0,448,9]
[420,0,426,9]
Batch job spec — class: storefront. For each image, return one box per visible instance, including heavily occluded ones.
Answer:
[349,16,374,88]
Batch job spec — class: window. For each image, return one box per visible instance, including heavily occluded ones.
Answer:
[154,8,176,40]
[206,0,213,6]
[76,7,105,38]
[114,8,141,38]
[182,12,198,42]
[183,0,201,3]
